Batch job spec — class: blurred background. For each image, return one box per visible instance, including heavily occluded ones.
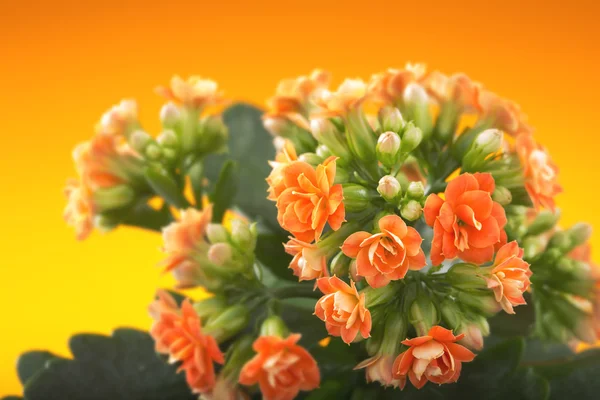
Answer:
[1,0,599,394]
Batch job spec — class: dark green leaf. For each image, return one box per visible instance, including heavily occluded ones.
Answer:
[279,302,328,349]
[17,350,63,386]
[488,297,535,337]
[210,160,238,222]
[254,231,294,281]
[23,328,195,400]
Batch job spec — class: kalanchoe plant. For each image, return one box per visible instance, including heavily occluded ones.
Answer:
[7,66,600,400]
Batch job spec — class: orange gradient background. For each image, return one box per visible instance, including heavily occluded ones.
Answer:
[1,0,599,395]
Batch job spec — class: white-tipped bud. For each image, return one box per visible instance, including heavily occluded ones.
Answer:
[474,128,503,154]
[157,129,179,148]
[403,83,428,105]
[377,175,401,202]
[407,181,425,199]
[310,118,351,159]
[400,123,423,153]
[208,243,233,266]
[129,130,153,153]
[206,223,229,244]
[299,152,323,166]
[231,219,256,250]
[401,200,423,221]
[376,131,401,168]
[160,102,181,127]
[492,186,512,206]
[379,106,405,132]
[263,117,289,137]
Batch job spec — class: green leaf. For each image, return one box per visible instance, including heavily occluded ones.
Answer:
[210,160,238,222]
[254,231,294,281]
[204,103,280,231]
[187,159,204,208]
[487,296,535,337]
[279,302,328,349]
[22,328,196,400]
[17,350,63,386]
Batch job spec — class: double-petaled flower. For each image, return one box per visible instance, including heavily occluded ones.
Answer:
[149,290,224,394]
[483,241,532,314]
[156,75,223,109]
[314,276,372,343]
[356,355,406,389]
[423,72,481,112]
[341,215,426,288]
[269,156,345,243]
[477,90,532,136]
[516,133,562,210]
[368,64,428,105]
[392,326,475,389]
[314,78,368,117]
[266,140,298,201]
[424,173,507,265]
[239,334,320,400]
[96,99,138,137]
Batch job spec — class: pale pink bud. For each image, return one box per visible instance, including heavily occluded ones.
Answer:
[208,243,233,266]
[377,175,401,202]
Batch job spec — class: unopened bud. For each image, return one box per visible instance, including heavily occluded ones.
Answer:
[474,129,503,154]
[263,117,289,137]
[403,84,433,137]
[298,152,323,166]
[377,175,401,202]
[400,122,423,153]
[160,102,181,127]
[362,284,397,309]
[315,145,333,159]
[260,315,289,338]
[409,293,439,335]
[206,223,229,244]
[440,299,463,328]
[379,313,408,355]
[93,184,135,210]
[523,236,545,260]
[343,183,373,212]
[345,110,377,163]
[208,243,233,266]
[378,106,405,133]
[231,219,256,250]
[201,116,228,153]
[527,210,560,236]
[446,263,486,290]
[401,200,422,221]
[157,129,179,148]
[492,186,512,206]
[456,291,500,317]
[193,296,228,320]
[205,305,250,342]
[376,131,401,168]
[310,118,351,159]
[350,260,362,282]
[568,223,592,248]
[330,252,351,276]
[549,231,571,252]
[130,130,153,153]
[403,83,428,105]
[458,319,487,351]
[406,181,425,199]
[145,143,162,160]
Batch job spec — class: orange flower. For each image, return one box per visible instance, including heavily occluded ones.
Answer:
[477,90,532,136]
[160,206,213,287]
[314,276,372,343]
[270,157,345,242]
[424,173,507,265]
[284,238,328,281]
[63,179,94,240]
[423,72,481,112]
[355,355,406,389]
[239,334,320,400]
[96,99,138,136]
[484,241,532,314]
[516,133,562,210]
[149,290,224,394]
[156,75,223,109]
[341,215,426,288]
[314,78,368,117]
[368,64,427,104]
[264,69,330,132]
[392,326,475,389]
[266,140,298,201]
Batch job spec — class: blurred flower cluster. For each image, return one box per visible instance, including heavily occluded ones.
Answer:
[62,66,598,399]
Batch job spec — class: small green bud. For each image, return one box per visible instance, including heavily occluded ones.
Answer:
[400,200,422,221]
[522,236,545,260]
[159,102,181,127]
[400,122,423,153]
[568,223,592,248]
[130,130,153,153]
[440,299,463,329]
[315,144,333,159]
[208,243,233,266]
[93,184,135,211]
[206,223,229,244]
[446,263,486,290]
[462,128,502,171]
[379,312,408,355]
[378,106,405,132]
[377,175,401,202]
[342,183,372,212]
[157,129,179,148]
[310,118,351,160]
[231,219,256,250]
[409,292,439,335]
[362,284,397,309]
[492,186,512,206]
[298,152,323,166]
[403,84,433,137]
[456,291,500,317]
[526,210,560,236]
[406,181,425,199]
[376,131,401,168]
[549,231,572,252]
[345,109,377,163]
[330,252,351,276]
[193,296,228,320]
[145,143,163,160]
[205,304,250,342]
[260,315,289,338]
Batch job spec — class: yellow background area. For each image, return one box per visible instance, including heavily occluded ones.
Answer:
[1,0,599,394]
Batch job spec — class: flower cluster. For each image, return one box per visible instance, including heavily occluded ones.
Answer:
[63,67,598,399]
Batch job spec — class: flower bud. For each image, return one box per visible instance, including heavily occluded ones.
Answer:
[548,231,571,252]
[205,304,250,342]
[378,106,405,133]
[310,118,351,160]
[343,183,373,212]
[315,144,333,159]
[400,200,422,221]
[200,116,228,154]
[362,284,397,309]
[456,291,500,317]
[526,210,560,236]
[409,292,439,335]
[157,129,179,149]
[130,130,153,153]
[263,117,289,137]
[231,219,256,250]
[462,129,503,171]
[399,122,423,154]
[492,186,512,206]
[377,175,401,202]
[440,299,463,328]
[298,152,324,166]
[349,260,362,282]
[330,251,351,276]
[145,143,163,160]
[260,315,289,338]
[376,131,401,168]
[458,317,489,351]
[206,223,229,244]
[93,185,136,210]
[522,236,545,260]
[568,223,593,248]
[403,83,433,137]
[193,296,228,320]
[379,312,408,354]
[208,243,233,266]
[446,263,486,290]
[160,102,181,127]
[406,181,425,199]
[345,110,378,163]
